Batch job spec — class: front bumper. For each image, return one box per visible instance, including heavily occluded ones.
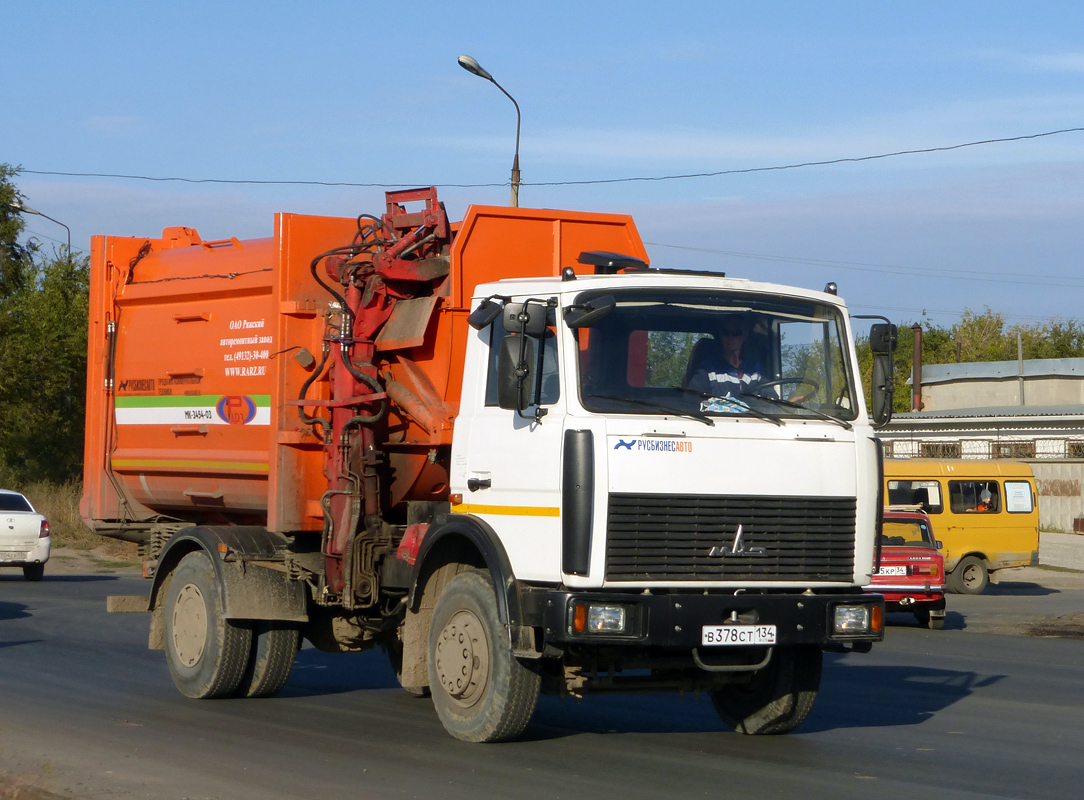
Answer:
[863,583,944,603]
[536,590,884,649]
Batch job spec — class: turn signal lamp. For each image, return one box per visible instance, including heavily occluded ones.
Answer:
[573,602,587,633]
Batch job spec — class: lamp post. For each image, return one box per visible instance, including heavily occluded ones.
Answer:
[458,54,522,208]
[7,198,71,263]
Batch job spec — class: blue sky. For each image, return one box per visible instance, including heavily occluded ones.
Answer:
[4,1,1084,327]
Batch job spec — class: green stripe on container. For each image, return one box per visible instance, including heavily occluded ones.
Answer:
[115,394,271,408]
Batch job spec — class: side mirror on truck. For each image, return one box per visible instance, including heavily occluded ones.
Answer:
[564,295,616,329]
[502,302,549,336]
[467,298,504,330]
[868,322,898,428]
[496,334,535,411]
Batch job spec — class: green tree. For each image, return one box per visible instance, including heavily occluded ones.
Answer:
[952,308,1009,362]
[645,330,702,388]
[1,164,36,297]
[0,166,89,483]
[855,306,1084,416]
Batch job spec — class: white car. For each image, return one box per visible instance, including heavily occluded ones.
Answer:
[1,489,51,581]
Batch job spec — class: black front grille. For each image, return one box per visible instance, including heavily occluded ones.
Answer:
[605,493,856,582]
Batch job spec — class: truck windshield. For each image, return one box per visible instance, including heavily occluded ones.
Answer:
[573,288,858,422]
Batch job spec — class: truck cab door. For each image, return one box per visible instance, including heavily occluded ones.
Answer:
[453,321,566,583]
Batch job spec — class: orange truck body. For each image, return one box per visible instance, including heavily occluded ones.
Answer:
[80,196,648,538]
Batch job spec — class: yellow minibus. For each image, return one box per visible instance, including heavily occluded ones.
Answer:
[883,459,1039,594]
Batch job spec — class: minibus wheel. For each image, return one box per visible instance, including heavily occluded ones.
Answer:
[950,556,989,595]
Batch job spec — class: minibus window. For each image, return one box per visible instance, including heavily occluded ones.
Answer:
[949,480,1001,514]
[887,479,944,514]
[1004,481,1034,513]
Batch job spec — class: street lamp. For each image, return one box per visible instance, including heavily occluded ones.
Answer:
[458,54,522,208]
[7,198,71,263]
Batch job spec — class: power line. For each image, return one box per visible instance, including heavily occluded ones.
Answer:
[23,228,88,255]
[644,241,1084,288]
[22,126,1084,189]
[529,126,1084,186]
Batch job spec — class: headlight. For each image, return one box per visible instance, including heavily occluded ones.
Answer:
[588,605,626,633]
[833,604,877,635]
[571,602,630,634]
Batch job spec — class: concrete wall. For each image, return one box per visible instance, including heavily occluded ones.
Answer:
[924,376,1084,412]
[1029,461,1084,533]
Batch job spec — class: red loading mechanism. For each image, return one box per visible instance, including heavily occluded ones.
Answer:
[306,188,454,600]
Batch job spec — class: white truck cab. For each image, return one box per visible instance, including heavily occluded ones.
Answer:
[442,264,887,735]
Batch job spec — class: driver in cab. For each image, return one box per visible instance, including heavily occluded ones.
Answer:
[685,315,763,398]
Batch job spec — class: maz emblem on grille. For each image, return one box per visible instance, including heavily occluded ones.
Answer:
[708,524,766,557]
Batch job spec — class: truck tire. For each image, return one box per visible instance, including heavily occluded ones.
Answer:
[22,563,44,581]
[709,645,822,735]
[427,568,540,742]
[164,551,253,699]
[949,556,988,595]
[236,623,299,698]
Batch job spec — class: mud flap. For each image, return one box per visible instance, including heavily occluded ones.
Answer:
[220,561,308,622]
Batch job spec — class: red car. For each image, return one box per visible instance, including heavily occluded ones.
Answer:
[865,507,946,629]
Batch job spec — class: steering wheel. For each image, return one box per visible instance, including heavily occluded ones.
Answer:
[754,376,820,396]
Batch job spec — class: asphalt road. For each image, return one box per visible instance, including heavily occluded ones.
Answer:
[1,571,1082,800]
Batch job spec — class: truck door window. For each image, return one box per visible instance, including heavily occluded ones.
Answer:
[948,480,1001,514]
[484,323,560,407]
[887,479,944,514]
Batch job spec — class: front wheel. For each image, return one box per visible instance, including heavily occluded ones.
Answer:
[427,569,540,742]
[950,556,989,595]
[709,645,822,734]
[163,551,252,699]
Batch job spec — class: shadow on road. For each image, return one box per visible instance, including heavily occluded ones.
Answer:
[802,659,1005,733]
[0,639,43,649]
[0,600,30,621]
[280,647,399,697]
[522,658,1005,739]
[984,581,1059,597]
[884,609,969,630]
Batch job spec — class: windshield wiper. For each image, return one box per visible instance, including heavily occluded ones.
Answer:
[745,392,853,430]
[588,394,715,427]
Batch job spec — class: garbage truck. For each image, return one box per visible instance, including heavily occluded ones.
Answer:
[82,187,894,742]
